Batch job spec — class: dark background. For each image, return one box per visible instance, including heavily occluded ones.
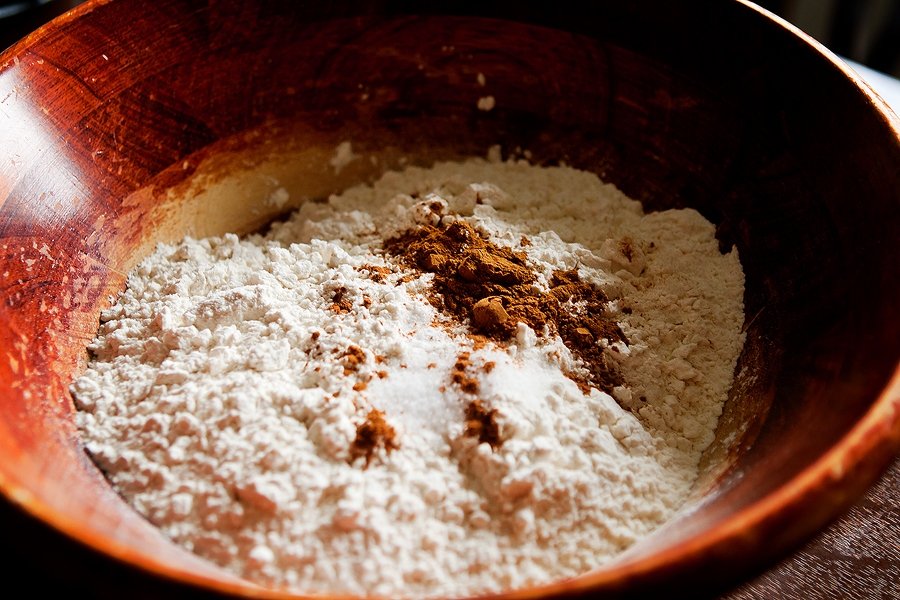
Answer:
[758,0,900,77]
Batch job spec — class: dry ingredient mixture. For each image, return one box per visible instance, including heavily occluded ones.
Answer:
[72,153,746,598]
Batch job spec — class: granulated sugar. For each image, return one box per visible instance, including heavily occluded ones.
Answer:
[72,155,745,597]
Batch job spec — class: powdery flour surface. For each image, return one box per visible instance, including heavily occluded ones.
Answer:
[73,157,746,598]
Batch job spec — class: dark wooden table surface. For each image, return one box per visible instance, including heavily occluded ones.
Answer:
[720,456,900,600]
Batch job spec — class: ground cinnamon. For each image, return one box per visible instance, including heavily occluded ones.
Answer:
[464,400,502,449]
[385,220,626,393]
[451,352,480,395]
[341,345,366,375]
[349,409,399,468]
[331,286,353,313]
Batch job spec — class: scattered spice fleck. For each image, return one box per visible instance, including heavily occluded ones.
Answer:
[331,287,353,312]
[342,345,365,366]
[465,400,502,449]
[349,409,398,468]
[619,238,635,261]
[450,352,480,395]
[356,264,392,283]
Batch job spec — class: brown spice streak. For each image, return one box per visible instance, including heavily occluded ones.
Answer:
[451,352,480,395]
[464,400,502,449]
[619,238,635,261]
[349,409,398,468]
[384,220,627,393]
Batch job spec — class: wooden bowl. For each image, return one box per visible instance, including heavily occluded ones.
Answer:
[1,0,899,597]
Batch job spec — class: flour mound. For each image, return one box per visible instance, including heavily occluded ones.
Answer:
[73,158,745,598]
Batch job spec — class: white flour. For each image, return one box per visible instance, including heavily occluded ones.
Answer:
[73,155,745,597]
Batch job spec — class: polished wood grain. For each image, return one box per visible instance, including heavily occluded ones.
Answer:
[1,1,899,598]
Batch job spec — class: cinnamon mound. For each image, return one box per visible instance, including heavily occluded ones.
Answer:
[385,220,626,393]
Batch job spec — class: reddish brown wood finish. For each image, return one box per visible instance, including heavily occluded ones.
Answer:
[0,1,899,598]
